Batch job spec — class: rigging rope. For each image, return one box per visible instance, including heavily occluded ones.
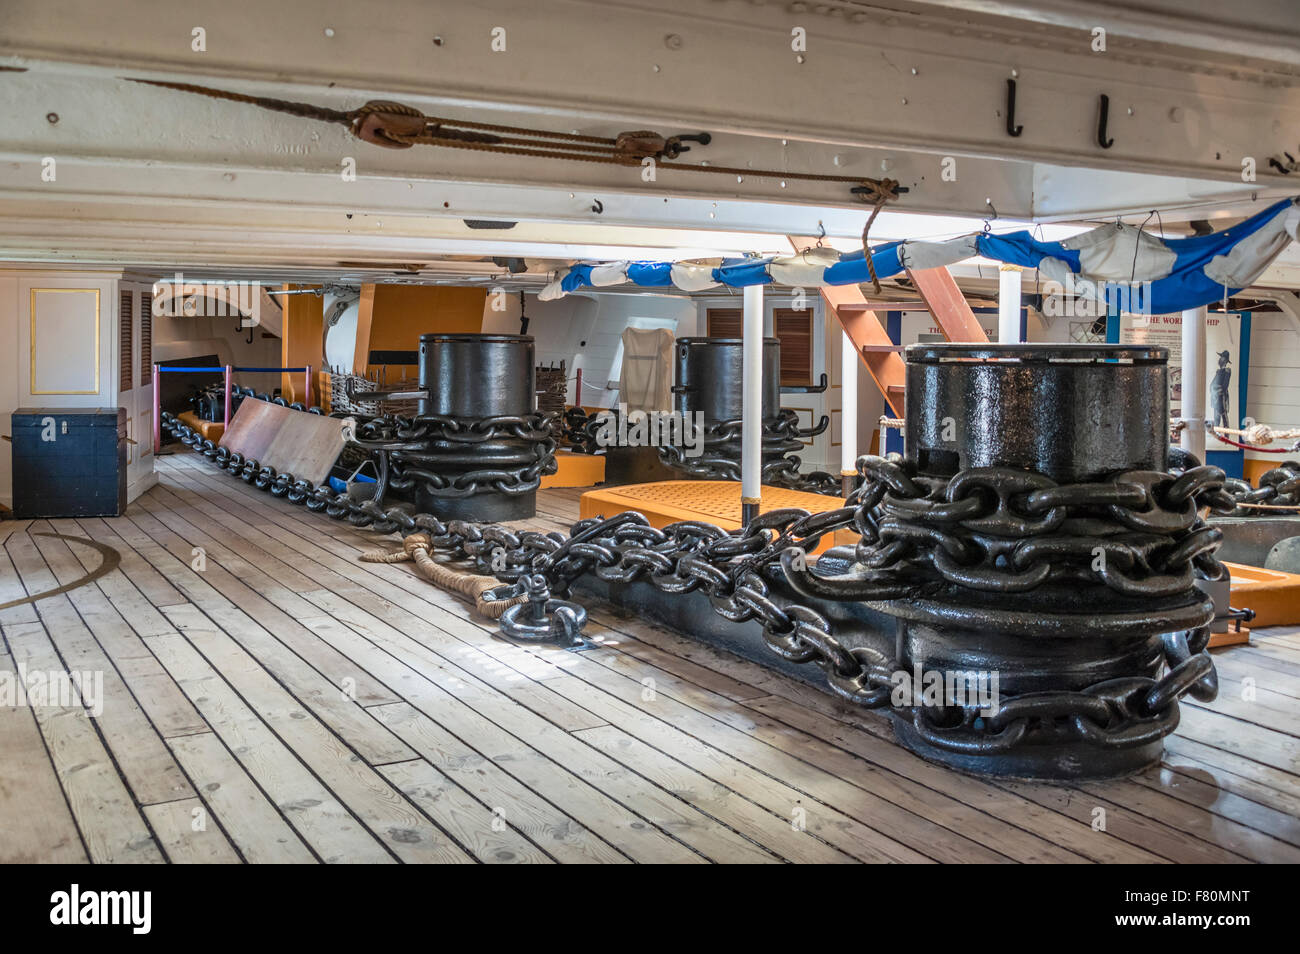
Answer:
[126,78,902,203]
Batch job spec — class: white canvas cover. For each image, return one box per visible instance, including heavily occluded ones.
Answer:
[616,326,674,413]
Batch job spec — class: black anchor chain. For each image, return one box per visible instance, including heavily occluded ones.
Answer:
[161,407,1228,754]
[1224,460,1300,513]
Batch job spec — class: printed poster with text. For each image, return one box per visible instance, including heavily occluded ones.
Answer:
[1119,312,1242,451]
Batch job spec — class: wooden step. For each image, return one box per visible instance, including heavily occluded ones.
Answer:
[836,301,929,313]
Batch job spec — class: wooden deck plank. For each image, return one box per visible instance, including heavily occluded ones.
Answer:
[0,645,88,863]
[74,513,190,610]
[146,481,608,734]
[375,758,557,865]
[143,630,398,863]
[370,702,629,864]
[116,510,416,766]
[125,500,406,714]
[28,524,208,739]
[166,731,318,863]
[150,609,470,863]
[1165,735,1300,813]
[151,483,720,862]
[3,622,163,863]
[5,533,195,807]
[142,796,243,864]
[573,724,862,864]
[6,451,1289,864]
[140,484,721,862]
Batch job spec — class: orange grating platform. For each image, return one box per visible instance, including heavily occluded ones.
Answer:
[540,450,606,489]
[579,480,848,554]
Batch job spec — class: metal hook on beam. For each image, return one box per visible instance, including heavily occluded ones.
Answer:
[983,197,998,233]
[1097,94,1115,149]
[1005,79,1024,138]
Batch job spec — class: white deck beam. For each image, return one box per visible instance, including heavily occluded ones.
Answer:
[1,0,1296,190]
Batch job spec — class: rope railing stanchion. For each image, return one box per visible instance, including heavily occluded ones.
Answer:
[224,365,233,428]
[305,365,313,413]
[152,363,161,455]
[152,364,229,453]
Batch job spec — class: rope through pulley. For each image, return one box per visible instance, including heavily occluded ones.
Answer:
[126,78,904,203]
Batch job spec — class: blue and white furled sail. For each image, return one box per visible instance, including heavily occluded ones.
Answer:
[540,197,1300,315]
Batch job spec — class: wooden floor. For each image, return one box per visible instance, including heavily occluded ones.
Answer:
[2,453,1299,864]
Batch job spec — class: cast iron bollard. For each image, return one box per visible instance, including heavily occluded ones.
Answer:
[879,343,1220,777]
[658,336,834,492]
[350,333,557,523]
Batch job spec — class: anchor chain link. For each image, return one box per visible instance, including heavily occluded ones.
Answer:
[351,410,558,499]
[1224,460,1300,512]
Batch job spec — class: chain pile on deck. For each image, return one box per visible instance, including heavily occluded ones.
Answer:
[1225,461,1300,513]
[162,365,1229,779]
[656,336,838,495]
[350,411,557,503]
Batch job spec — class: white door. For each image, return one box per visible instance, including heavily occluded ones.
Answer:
[118,282,156,499]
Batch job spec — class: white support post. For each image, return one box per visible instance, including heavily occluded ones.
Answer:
[741,284,763,526]
[840,329,858,498]
[1180,306,1207,461]
[998,264,1023,344]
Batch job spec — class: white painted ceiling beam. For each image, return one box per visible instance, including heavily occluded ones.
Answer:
[1,0,1296,190]
[888,0,1300,65]
[0,66,1035,219]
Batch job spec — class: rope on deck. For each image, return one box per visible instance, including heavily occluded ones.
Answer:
[359,532,527,619]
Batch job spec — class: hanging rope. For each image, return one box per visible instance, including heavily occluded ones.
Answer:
[859,185,896,293]
[126,78,903,203]
[359,532,528,619]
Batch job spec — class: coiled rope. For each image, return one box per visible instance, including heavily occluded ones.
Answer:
[359,532,527,619]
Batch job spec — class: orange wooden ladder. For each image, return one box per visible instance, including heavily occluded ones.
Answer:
[788,236,988,419]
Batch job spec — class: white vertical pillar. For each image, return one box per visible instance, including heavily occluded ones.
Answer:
[840,329,858,497]
[998,264,1023,344]
[1181,306,1207,460]
[741,284,763,525]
